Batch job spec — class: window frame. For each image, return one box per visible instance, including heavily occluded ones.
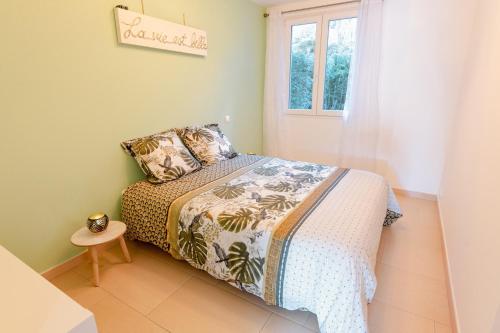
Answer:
[284,15,323,116]
[284,5,359,117]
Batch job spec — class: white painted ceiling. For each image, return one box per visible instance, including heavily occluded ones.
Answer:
[252,0,298,6]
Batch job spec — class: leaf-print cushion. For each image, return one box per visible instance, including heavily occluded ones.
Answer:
[179,125,238,166]
[206,124,238,159]
[121,130,201,183]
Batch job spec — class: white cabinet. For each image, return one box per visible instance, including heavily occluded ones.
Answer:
[0,246,98,333]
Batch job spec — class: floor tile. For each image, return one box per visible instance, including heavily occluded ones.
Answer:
[374,263,450,325]
[397,196,441,230]
[272,307,311,327]
[215,279,311,325]
[214,278,267,306]
[148,277,270,333]
[50,270,108,309]
[382,223,442,251]
[97,249,192,315]
[395,196,421,220]
[368,300,435,333]
[88,295,167,333]
[304,313,320,332]
[178,260,222,286]
[120,240,220,286]
[72,257,110,281]
[261,314,315,333]
[72,244,127,280]
[435,322,453,333]
[381,231,446,281]
[416,199,441,226]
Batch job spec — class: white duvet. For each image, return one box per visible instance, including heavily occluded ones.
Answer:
[281,169,387,332]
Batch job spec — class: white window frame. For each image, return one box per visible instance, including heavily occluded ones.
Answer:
[284,15,323,116]
[284,5,359,117]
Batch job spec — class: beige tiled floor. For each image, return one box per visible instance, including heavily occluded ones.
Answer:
[49,195,452,333]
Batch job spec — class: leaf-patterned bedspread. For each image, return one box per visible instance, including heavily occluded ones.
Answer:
[165,157,401,333]
[167,158,333,286]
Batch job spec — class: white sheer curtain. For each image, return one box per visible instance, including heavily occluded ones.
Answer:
[262,8,286,157]
[340,0,384,171]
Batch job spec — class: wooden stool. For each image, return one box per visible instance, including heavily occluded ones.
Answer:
[70,221,131,286]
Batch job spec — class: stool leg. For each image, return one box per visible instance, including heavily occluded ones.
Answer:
[119,235,132,263]
[89,246,99,287]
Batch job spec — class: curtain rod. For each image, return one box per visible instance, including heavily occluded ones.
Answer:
[264,0,361,18]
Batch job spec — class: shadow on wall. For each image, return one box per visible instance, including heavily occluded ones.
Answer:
[375,159,402,188]
[115,154,146,218]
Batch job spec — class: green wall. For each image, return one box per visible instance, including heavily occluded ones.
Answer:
[0,0,266,272]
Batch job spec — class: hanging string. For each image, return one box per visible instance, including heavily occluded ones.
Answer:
[138,0,187,26]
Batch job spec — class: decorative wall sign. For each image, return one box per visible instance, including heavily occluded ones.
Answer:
[114,7,208,56]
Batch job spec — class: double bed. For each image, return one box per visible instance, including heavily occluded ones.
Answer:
[121,153,401,333]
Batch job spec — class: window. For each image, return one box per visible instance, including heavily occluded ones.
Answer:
[285,6,358,116]
[289,23,318,110]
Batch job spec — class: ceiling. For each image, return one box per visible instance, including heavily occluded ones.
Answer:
[252,0,298,6]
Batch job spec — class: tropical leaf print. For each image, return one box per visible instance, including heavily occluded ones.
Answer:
[192,211,213,228]
[213,184,245,200]
[290,173,323,184]
[163,166,187,181]
[160,146,178,157]
[179,228,208,266]
[195,149,218,166]
[254,166,280,176]
[191,128,214,142]
[131,137,160,155]
[251,209,267,230]
[217,208,254,233]
[139,159,153,175]
[293,164,316,172]
[180,149,200,169]
[259,195,298,211]
[264,181,294,192]
[227,242,264,285]
[218,144,236,159]
[157,134,175,145]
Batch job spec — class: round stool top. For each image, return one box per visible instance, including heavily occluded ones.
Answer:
[71,221,127,247]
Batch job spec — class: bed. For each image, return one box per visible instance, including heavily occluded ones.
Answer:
[122,153,401,333]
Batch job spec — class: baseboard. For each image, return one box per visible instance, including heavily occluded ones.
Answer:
[41,250,88,280]
[393,188,437,201]
[437,197,460,333]
[41,242,116,280]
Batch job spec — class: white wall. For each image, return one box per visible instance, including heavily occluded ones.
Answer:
[279,115,343,165]
[439,0,500,331]
[273,0,476,194]
[377,0,476,194]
